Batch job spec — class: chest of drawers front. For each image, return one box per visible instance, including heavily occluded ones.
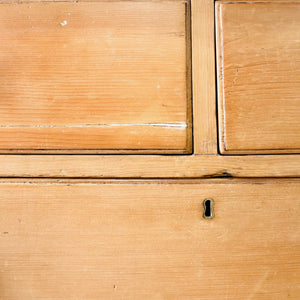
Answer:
[0,0,299,299]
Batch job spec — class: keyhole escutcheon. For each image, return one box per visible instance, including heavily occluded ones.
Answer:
[203,198,214,219]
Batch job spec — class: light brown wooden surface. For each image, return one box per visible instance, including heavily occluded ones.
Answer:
[0,179,299,299]
[191,0,217,154]
[0,154,299,178]
[217,0,300,2]
[216,2,300,154]
[0,1,191,153]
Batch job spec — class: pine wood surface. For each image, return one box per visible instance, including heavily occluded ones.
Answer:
[191,0,217,154]
[216,2,300,154]
[0,1,191,152]
[0,154,299,178]
[0,179,299,299]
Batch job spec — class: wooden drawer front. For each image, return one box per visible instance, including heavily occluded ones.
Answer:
[216,2,300,154]
[0,179,299,299]
[0,1,191,153]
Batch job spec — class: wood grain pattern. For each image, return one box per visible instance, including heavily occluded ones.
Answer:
[217,0,300,2]
[216,2,300,154]
[0,154,299,178]
[191,0,217,154]
[0,179,299,299]
[0,1,191,152]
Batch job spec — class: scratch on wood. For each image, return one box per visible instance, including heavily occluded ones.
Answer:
[247,271,269,300]
[0,123,187,129]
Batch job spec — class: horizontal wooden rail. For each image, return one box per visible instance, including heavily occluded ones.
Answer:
[0,154,299,178]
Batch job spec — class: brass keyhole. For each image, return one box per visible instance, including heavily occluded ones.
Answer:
[203,198,214,219]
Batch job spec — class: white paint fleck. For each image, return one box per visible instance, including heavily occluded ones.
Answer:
[157,84,161,89]
[60,20,68,26]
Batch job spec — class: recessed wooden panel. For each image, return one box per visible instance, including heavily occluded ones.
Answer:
[216,2,300,154]
[0,179,299,299]
[0,1,191,153]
